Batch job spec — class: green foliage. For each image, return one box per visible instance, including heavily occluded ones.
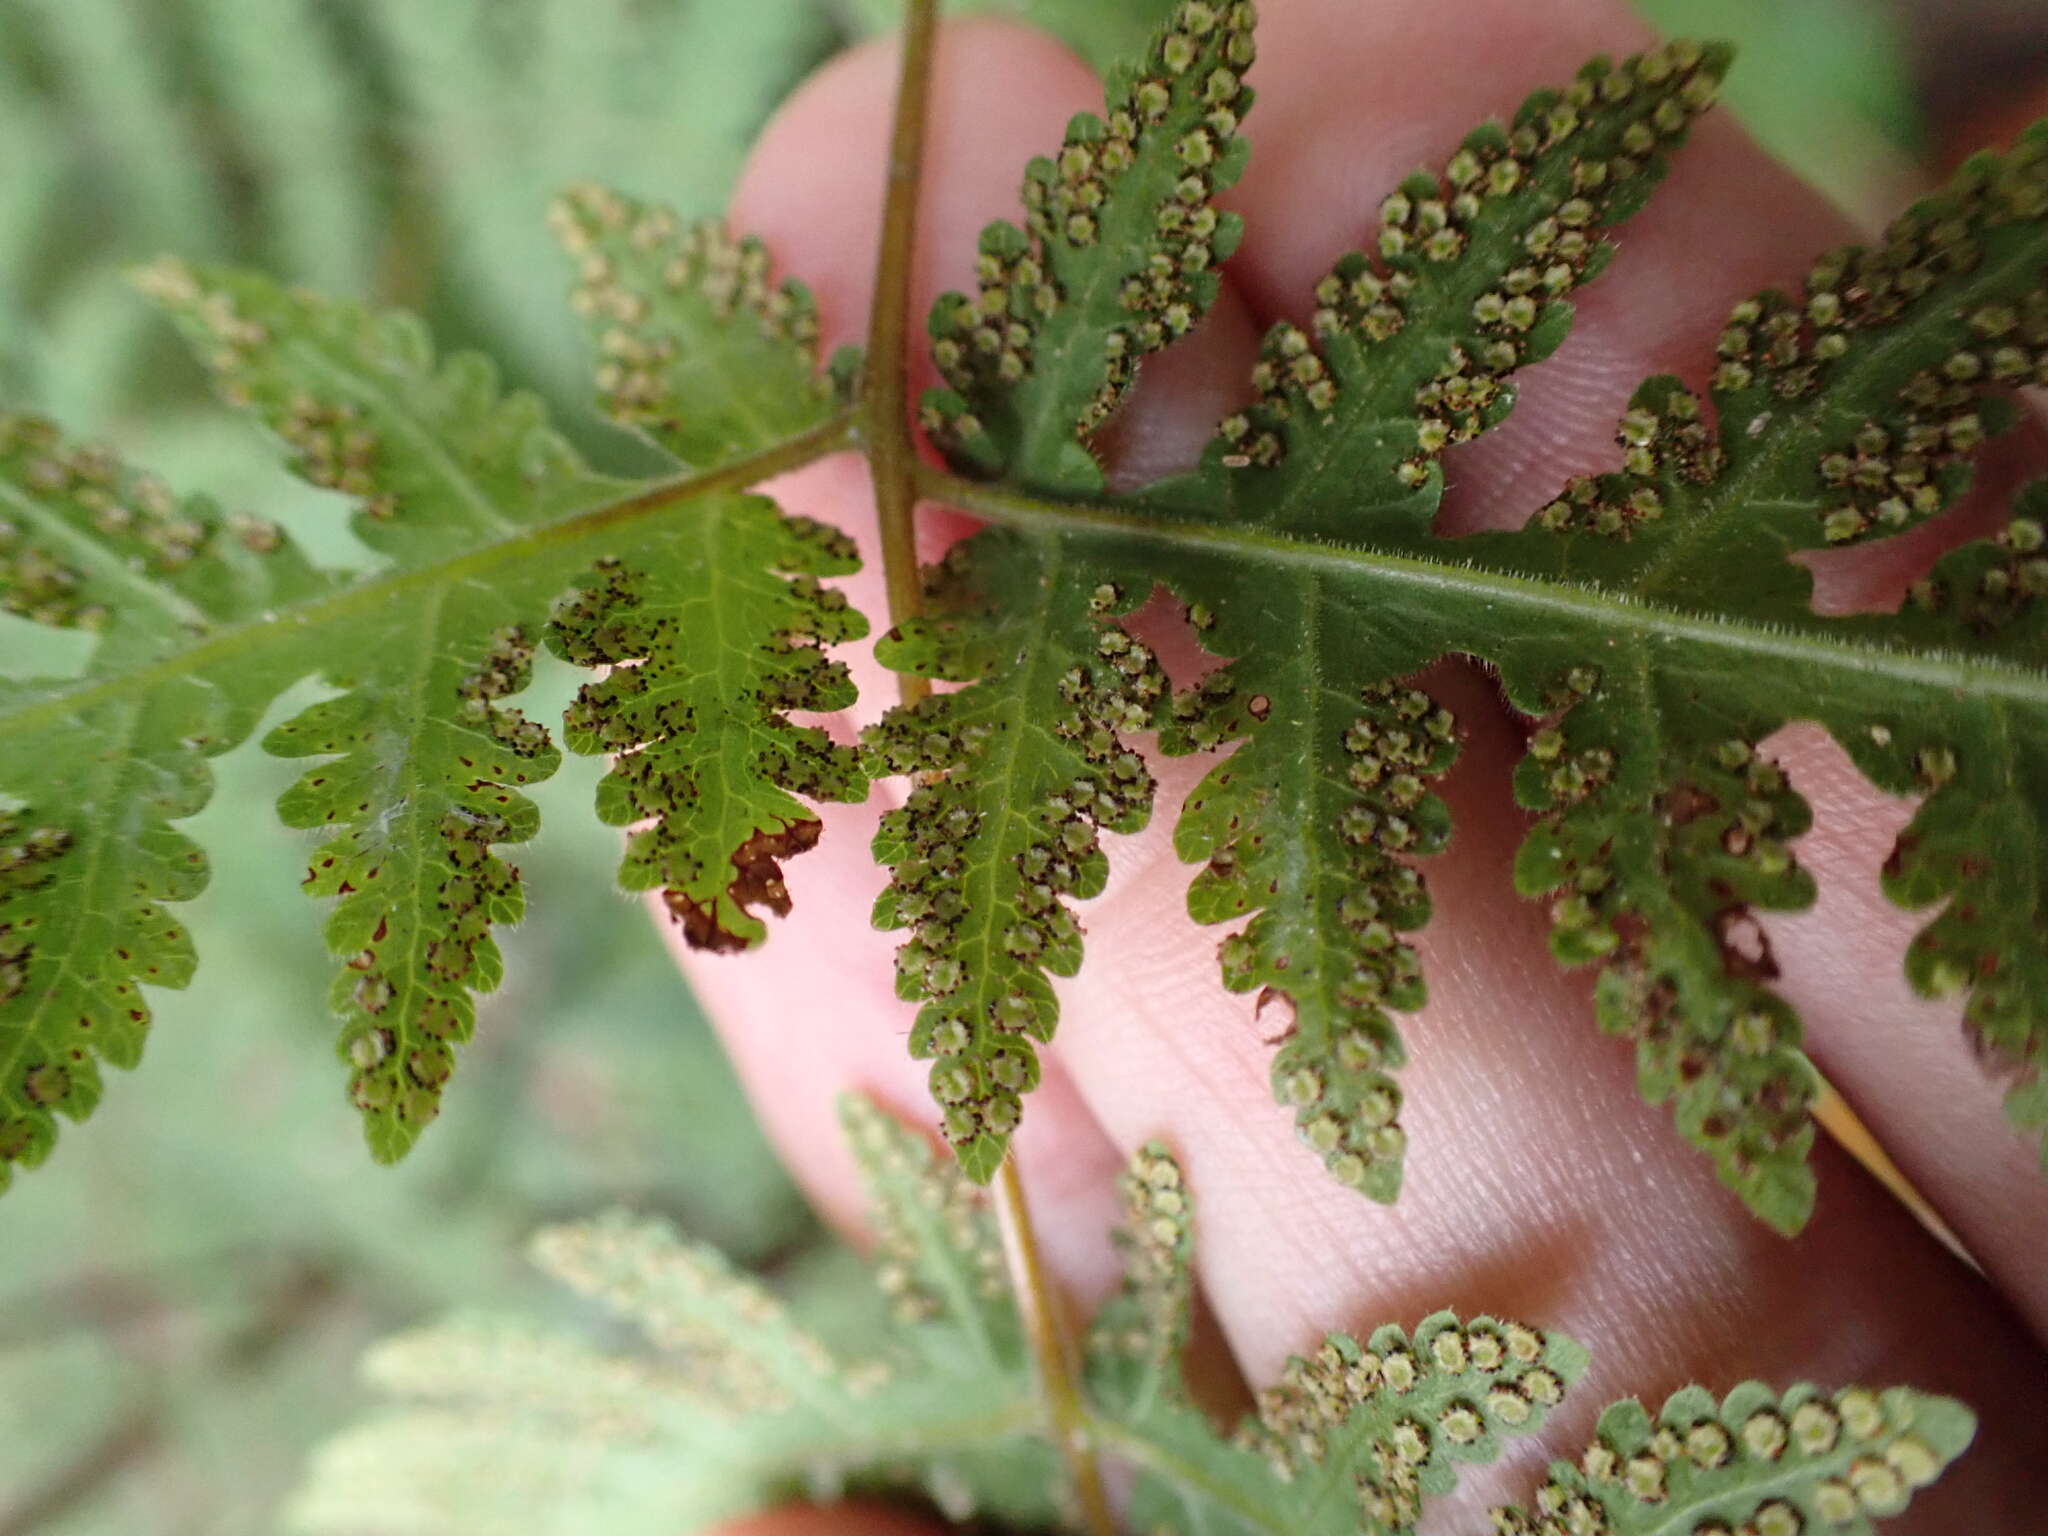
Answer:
[0,214,874,1174]
[2,0,2045,1257]
[291,1097,1972,1534]
[866,10,2048,1231]
[0,411,333,1188]
[920,0,1254,486]
[0,0,839,412]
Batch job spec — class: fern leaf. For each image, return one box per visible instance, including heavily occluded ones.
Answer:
[870,0,1266,1182]
[298,1109,1062,1536]
[867,536,1166,1180]
[1086,1139,1194,1410]
[902,31,1727,1199]
[920,0,1255,490]
[1148,40,1727,1206]
[1158,42,1729,536]
[0,415,330,1188]
[1486,1381,1975,1535]
[547,508,868,953]
[139,261,628,1157]
[300,1102,1971,1536]
[908,5,2048,1226]
[838,1093,1015,1356]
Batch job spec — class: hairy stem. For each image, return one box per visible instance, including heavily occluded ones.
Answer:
[862,0,938,712]
[859,5,1114,1530]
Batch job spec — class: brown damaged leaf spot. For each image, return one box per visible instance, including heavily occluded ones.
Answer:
[1714,905,1779,981]
[663,818,826,954]
[1661,781,1721,826]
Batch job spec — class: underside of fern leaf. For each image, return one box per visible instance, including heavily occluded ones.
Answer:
[0,191,868,1181]
[882,3,2048,1231]
[291,1097,1973,1535]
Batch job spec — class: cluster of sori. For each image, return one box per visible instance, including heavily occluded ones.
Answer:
[0,812,67,979]
[1237,1312,1572,1530]
[1090,1141,1192,1364]
[1532,380,1723,537]
[1705,132,2048,549]
[866,563,1165,1169]
[551,182,828,444]
[1526,696,1818,1191]
[923,0,1254,459]
[844,1094,1010,1327]
[0,811,71,1142]
[1911,508,2048,629]
[1493,1385,1954,1536]
[0,413,276,627]
[138,260,409,525]
[1169,673,1453,1197]
[1215,40,1723,482]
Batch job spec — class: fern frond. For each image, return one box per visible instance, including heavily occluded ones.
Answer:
[1145,39,1728,1206]
[0,215,869,1185]
[302,1102,1971,1535]
[838,1093,1014,1353]
[1460,126,2048,1218]
[898,30,1728,1199]
[1161,41,1730,534]
[1486,1381,1975,1535]
[1094,1140,1585,1536]
[906,4,2048,1227]
[138,261,627,1157]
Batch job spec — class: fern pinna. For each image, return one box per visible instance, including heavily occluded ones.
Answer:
[0,2,2044,1241]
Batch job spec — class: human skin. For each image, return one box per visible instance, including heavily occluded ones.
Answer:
[678,1,2048,1528]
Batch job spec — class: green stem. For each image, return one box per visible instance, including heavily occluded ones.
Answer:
[858,6,1115,1532]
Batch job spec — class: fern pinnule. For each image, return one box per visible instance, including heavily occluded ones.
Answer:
[920,0,1256,489]
[551,182,850,469]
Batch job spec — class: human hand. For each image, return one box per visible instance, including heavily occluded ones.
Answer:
[678,1,2048,1528]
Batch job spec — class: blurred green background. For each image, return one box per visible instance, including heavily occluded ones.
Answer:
[0,0,2013,1529]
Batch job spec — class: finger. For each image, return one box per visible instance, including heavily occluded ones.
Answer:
[705,1503,943,1536]
[1762,723,2048,1342]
